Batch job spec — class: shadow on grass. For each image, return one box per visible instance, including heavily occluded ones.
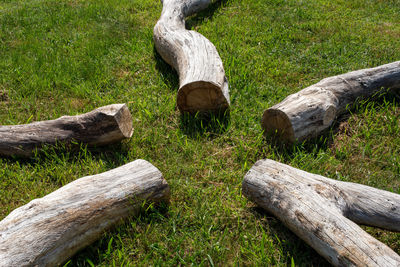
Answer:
[153,47,179,93]
[179,110,230,139]
[2,141,132,176]
[185,0,230,30]
[249,206,331,266]
[66,202,170,267]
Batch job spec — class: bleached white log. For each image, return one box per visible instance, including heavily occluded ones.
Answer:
[262,61,400,142]
[0,159,170,267]
[243,159,400,267]
[153,0,230,113]
[0,104,133,157]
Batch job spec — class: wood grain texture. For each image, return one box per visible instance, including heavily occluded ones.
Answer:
[153,0,230,113]
[0,104,133,157]
[0,159,170,267]
[243,159,400,267]
[262,61,400,143]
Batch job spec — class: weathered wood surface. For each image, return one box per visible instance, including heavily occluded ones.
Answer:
[243,159,400,267]
[262,61,400,143]
[153,0,230,113]
[0,104,133,157]
[0,159,170,267]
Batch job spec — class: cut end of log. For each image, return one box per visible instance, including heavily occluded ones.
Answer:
[98,104,134,139]
[262,108,295,143]
[177,81,230,113]
[86,104,134,146]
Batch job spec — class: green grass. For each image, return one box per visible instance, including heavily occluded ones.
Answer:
[1,0,400,265]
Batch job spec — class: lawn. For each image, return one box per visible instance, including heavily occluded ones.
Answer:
[1,0,400,265]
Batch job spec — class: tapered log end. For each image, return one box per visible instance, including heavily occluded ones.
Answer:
[177,81,230,114]
[97,104,134,139]
[262,108,295,143]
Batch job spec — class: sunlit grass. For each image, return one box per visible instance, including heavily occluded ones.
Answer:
[1,0,400,265]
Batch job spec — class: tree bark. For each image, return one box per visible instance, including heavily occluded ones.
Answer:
[0,104,133,157]
[153,0,230,114]
[262,61,400,143]
[0,159,170,267]
[243,159,400,267]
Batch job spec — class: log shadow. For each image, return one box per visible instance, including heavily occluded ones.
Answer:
[185,0,230,30]
[153,46,179,92]
[179,110,230,139]
[248,206,331,266]
[1,141,132,175]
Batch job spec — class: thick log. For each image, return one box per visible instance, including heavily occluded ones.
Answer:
[153,0,230,113]
[262,61,400,143]
[243,159,400,267]
[0,159,170,267]
[0,104,133,157]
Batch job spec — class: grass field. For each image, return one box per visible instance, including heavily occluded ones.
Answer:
[1,0,400,265]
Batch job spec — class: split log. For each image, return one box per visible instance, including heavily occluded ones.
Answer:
[0,159,170,267]
[153,0,230,113]
[0,104,133,157]
[243,159,400,267]
[262,61,400,143]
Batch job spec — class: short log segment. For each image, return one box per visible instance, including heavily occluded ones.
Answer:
[262,61,400,143]
[0,104,133,157]
[0,159,170,267]
[153,0,230,113]
[243,159,400,267]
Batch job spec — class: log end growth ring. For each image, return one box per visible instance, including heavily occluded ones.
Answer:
[262,108,295,143]
[177,81,230,113]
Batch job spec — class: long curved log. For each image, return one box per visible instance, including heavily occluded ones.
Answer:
[0,159,170,267]
[243,159,400,267]
[153,0,230,113]
[262,61,400,143]
[0,104,133,157]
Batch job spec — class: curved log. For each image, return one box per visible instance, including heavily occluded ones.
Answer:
[153,0,230,113]
[0,104,133,157]
[262,61,400,143]
[0,159,170,267]
[243,159,400,267]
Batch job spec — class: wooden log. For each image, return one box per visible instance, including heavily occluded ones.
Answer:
[0,104,133,157]
[0,159,170,267]
[262,61,400,143]
[243,159,400,267]
[153,0,230,114]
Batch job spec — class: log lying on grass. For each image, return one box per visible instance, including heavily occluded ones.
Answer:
[0,104,133,157]
[0,159,170,267]
[153,0,230,113]
[262,61,400,143]
[243,159,400,266]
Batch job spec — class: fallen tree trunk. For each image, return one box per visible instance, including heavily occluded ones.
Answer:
[243,159,400,267]
[0,159,170,267]
[262,61,400,143]
[153,0,230,114]
[0,104,133,157]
